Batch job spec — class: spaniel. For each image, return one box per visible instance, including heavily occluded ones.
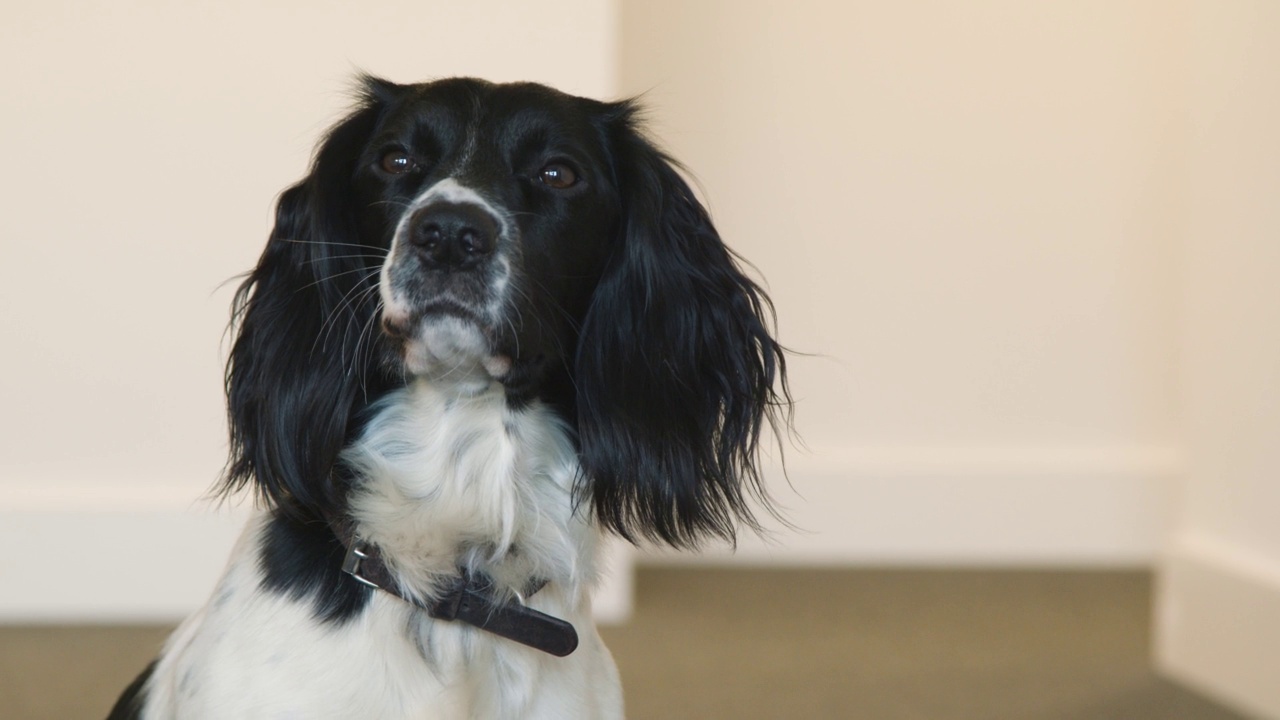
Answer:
[109,75,788,720]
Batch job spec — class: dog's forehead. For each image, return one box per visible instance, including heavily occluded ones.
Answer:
[383,79,598,143]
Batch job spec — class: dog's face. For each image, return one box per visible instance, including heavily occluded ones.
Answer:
[224,76,788,548]
[362,80,619,390]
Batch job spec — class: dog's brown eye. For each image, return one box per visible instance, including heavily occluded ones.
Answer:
[380,150,416,175]
[538,163,578,189]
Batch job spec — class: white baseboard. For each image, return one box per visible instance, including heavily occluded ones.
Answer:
[1156,534,1280,720]
[592,539,634,624]
[644,445,1178,566]
[0,499,250,623]
[0,484,636,624]
[1,445,1175,622]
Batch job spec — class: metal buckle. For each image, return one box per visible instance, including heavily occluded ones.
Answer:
[341,540,383,590]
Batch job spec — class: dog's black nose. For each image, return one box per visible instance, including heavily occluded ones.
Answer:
[408,202,499,270]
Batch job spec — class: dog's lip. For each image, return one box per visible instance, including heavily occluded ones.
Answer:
[380,314,412,339]
[380,301,516,379]
[418,299,484,323]
[380,299,485,337]
[482,354,513,378]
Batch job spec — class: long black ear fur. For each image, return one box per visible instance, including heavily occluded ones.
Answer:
[576,104,791,548]
[220,86,396,519]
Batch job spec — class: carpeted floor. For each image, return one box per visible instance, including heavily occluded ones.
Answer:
[0,568,1246,719]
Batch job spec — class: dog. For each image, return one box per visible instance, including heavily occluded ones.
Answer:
[108,75,789,719]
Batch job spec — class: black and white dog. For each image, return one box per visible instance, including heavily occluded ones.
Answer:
[109,76,788,719]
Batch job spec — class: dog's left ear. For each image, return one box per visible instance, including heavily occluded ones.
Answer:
[221,79,401,519]
[575,103,791,549]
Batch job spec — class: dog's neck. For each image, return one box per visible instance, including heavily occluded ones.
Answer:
[342,378,596,605]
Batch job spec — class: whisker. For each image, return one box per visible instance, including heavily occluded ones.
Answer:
[331,282,384,358]
[369,199,414,210]
[282,238,389,253]
[502,313,521,360]
[303,254,389,265]
[310,269,382,356]
[297,266,382,293]
[350,298,382,386]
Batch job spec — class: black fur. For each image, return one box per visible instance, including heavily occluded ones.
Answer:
[576,103,788,547]
[221,105,399,522]
[258,510,372,624]
[217,76,791,609]
[106,660,156,720]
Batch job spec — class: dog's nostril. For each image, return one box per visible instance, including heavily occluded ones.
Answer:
[459,229,493,257]
[413,223,444,250]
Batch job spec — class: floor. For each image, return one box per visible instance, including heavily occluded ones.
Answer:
[0,568,1247,719]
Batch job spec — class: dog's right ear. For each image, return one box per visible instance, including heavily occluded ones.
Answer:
[219,79,401,519]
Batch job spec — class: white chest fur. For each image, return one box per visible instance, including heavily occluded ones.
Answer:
[344,380,597,600]
[144,381,622,719]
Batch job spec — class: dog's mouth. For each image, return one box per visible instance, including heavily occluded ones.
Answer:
[379,300,513,385]
[381,299,482,338]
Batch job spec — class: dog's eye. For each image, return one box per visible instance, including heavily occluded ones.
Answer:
[379,150,418,175]
[538,163,578,189]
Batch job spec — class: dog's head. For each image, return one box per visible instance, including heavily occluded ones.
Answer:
[223,76,789,547]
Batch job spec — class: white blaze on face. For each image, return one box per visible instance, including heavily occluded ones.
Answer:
[379,178,515,388]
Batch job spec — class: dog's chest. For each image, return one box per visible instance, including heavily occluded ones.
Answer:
[144,383,610,719]
[343,381,589,595]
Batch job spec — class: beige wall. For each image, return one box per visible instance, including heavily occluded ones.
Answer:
[622,1,1181,563]
[617,2,1280,713]
[10,0,1276,641]
[0,0,615,494]
[1156,2,1280,717]
[0,0,621,620]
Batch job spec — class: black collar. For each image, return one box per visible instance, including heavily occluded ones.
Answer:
[328,516,579,657]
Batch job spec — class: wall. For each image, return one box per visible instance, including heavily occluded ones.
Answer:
[9,0,1263,639]
[620,1,1181,565]
[0,0,626,621]
[1156,2,1280,717]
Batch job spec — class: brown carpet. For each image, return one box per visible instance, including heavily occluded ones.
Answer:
[0,569,1245,719]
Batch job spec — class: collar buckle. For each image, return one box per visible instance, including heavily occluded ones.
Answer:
[341,539,383,590]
